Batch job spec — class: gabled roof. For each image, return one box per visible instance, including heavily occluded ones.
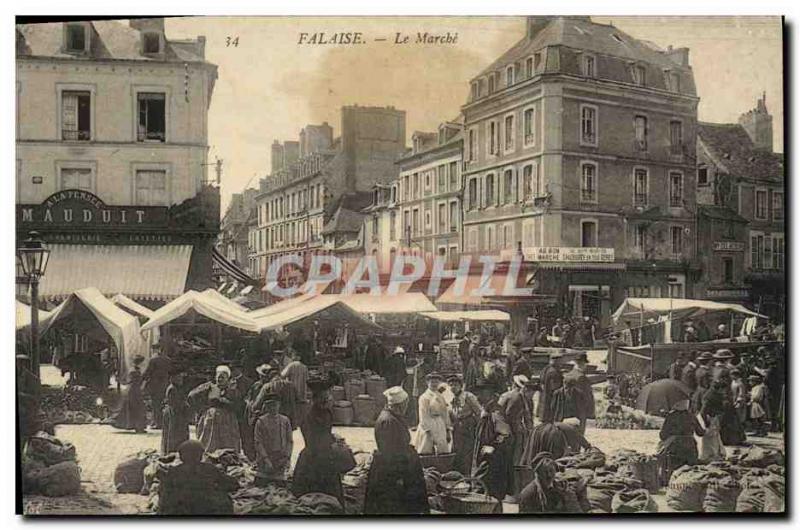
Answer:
[476,16,686,80]
[698,204,749,224]
[698,122,784,182]
[321,205,366,235]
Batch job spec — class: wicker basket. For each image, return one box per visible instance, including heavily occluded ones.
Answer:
[440,491,499,514]
[419,453,456,473]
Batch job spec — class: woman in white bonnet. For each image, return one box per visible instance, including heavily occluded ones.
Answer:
[188,364,242,453]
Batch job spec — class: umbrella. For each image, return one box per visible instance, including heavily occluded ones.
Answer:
[635,378,691,415]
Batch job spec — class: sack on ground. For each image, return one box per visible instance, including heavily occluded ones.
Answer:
[611,488,658,513]
[761,475,785,513]
[666,466,707,512]
[114,451,156,493]
[703,474,741,512]
[24,432,77,466]
[38,460,81,497]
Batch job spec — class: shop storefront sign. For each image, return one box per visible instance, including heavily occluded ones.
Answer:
[525,247,615,263]
[713,241,745,252]
[706,288,750,299]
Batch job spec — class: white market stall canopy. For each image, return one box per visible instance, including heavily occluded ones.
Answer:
[612,297,768,324]
[338,292,437,314]
[141,290,261,334]
[111,293,155,319]
[249,292,320,319]
[38,287,147,377]
[15,300,53,330]
[421,310,511,322]
[252,295,379,332]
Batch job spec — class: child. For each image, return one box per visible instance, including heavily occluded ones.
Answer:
[748,374,770,437]
[253,394,293,481]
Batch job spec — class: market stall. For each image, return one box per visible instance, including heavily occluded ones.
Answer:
[38,287,148,385]
[421,310,511,373]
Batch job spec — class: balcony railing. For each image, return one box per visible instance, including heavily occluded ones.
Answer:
[670,143,684,155]
[581,189,597,203]
[633,193,648,207]
[137,130,166,142]
[669,196,683,208]
[62,129,90,141]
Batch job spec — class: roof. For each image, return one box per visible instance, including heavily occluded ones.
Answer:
[39,287,147,376]
[321,193,372,235]
[477,16,688,80]
[16,20,209,64]
[38,244,192,302]
[698,204,749,224]
[698,123,784,182]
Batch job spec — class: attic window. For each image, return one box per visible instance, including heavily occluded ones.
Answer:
[65,24,87,53]
[143,32,161,54]
[611,33,624,44]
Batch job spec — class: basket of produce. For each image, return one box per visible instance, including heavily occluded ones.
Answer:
[439,478,499,514]
[419,452,455,473]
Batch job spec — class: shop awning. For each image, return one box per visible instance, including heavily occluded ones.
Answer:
[612,297,768,323]
[141,290,261,333]
[39,287,147,377]
[338,292,437,314]
[15,300,53,331]
[38,244,192,302]
[212,247,256,285]
[421,310,510,322]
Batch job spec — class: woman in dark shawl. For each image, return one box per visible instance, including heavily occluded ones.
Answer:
[472,386,512,507]
[161,370,190,454]
[291,378,344,504]
[364,386,429,515]
[656,399,705,480]
[112,355,147,433]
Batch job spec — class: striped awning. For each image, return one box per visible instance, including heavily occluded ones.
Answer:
[38,244,192,302]
[212,247,256,285]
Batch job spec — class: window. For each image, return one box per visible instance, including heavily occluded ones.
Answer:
[697,167,708,186]
[534,52,542,71]
[468,178,478,210]
[722,257,734,284]
[135,169,167,206]
[438,203,447,233]
[506,65,514,86]
[633,168,648,207]
[503,169,515,204]
[403,175,410,200]
[425,210,432,230]
[523,164,540,199]
[671,226,683,258]
[60,167,92,191]
[523,107,535,146]
[504,114,515,151]
[525,57,533,78]
[471,82,479,101]
[580,105,597,145]
[755,189,768,220]
[773,234,784,270]
[413,173,419,198]
[65,24,87,52]
[468,228,478,251]
[449,161,458,189]
[388,211,396,241]
[503,224,514,249]
[634,115,647,150]
[669,72,681,93]
[581,220,597,248]
[670,121,683,154]
[632,64,646,86]
[488,74,495,94]
[437,165,446,192]
[403,210,410,240]
[485,173,495,205]
[581,162,597,203]
[772,191,784,221]
[750,232,764,270]
[61,91,91,141]
[669,172,683,207]
[488,121,499,156]
[424,171,431,191]
[137,92,166,142]
[143,32,161,54]
[468,128,477,162]
[485,225,496,250]
[583,55,595,77]
[634,225,647,256]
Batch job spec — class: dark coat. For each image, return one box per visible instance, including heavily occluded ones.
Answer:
[161,383,190,454]
[156,461,238,515]
[563,367,595,419]
[537,364,563,422]
[113,369,147,431]
[292,404,343,504]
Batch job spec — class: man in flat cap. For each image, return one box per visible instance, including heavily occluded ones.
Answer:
[253,393,293,480]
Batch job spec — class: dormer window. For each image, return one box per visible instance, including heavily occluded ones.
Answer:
[582,55,596,78]
[64,23,88,53]
[143,32,162,54]
[488,74,495,94]
[631,64,647,86]
[525,57,533,78]
[506,65,515,87]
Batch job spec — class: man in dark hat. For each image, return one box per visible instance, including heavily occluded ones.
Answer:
[711,349,734,382]
[447,374,482,475]
[383,346,407,388]
[143,345,171,429]
[253,393,293,480]
[680,351,699,392]
[512,348,533,378]
[537,352,563,423]
[563,353,595,435]
[692,351,714,413]
[668,352,687,381]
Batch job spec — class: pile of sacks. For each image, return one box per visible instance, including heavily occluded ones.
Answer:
[21,432,81,497]
[667,447,784,513]
[205,448,257,488]
[342,452,373,514]
[554,447,659,514]
[113,449,160,494]
[40,385,107,425]
[232,485,343,515]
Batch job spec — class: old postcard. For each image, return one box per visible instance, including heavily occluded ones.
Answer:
[14,15,785,516]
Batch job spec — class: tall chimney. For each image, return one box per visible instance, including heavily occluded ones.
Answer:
[738,92,773,152]
[526,16,555,40]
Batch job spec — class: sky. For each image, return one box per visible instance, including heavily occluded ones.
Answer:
[163,16,784,211]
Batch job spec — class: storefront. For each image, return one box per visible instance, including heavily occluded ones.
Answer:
[16,187,220,308]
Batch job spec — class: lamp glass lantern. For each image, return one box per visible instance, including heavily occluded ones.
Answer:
[17,231,50,280]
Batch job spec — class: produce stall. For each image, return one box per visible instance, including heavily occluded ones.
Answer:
[421,310,511,374]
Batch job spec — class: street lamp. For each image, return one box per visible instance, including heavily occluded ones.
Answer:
[17,231,50,385]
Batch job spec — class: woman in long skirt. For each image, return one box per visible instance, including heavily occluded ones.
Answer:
[188,365,242,453]
[161,371,190,454]
[112,355,147,433]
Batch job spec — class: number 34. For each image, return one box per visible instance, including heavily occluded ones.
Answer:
[226,36,239,47]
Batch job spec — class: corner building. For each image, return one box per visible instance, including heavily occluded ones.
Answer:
[461,16,700,323]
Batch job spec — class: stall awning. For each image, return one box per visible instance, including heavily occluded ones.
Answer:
[253,295,379,332]
[15,300,53,331]
[212,247,256,285]
[38,244,191,302]
[612,297,768,323]
[111,293,155,319]
[435,274,532,306]
[421,310,511,322]
[141,289,260,333]
[338,292,437,314]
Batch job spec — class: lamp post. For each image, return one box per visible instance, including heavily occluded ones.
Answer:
[17,231,50,390]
